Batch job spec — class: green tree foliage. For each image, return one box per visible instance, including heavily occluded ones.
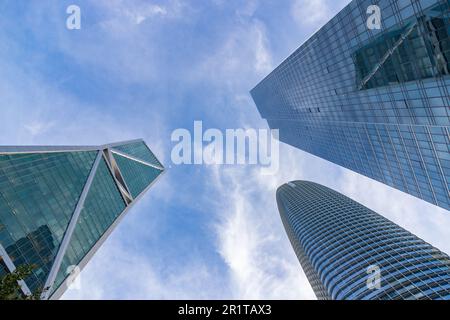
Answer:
[0,265,42,300]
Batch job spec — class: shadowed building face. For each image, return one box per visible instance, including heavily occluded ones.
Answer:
[0,140,164,299]
[277,181,450,300]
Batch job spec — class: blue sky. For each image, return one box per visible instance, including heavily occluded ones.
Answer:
[1,0,449,299]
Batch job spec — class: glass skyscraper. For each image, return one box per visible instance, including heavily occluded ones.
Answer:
[277,180,450,300]
[251,0,450,210]
[0,140,164,299]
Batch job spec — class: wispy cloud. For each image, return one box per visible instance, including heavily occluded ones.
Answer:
[291,0,350,27]
[254,21,273,74]
[207,147,322,299]
[94,0,186,26]
[24,121,54,137]
[63,234,225,299]
[193,15,273,89]
[124,4,168,25]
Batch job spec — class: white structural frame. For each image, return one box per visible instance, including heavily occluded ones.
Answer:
[0,243,32,295]
[40,151,103,299]
[110,148,164,171]
[103,148,134,204]
[0,139,164,300]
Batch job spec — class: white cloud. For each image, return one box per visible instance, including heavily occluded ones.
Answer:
[235,0,260,19]
[126,4,168,25]
[254,21,273,74]
[291,0,350,27]
[63,236,223,299]
[194,18,273,89]
[207,147,320,299]
[23,121,54,137]
[17,0,190,86]
[95,0,184,26]
[292,0,331,26]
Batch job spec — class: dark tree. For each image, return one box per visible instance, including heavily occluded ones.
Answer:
[0,265,42,300]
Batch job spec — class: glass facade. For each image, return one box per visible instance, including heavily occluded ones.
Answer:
[114,141,163,169]
[0,151,97,292]
[113,153,163,198]
[52,158,127,295]
[0,140,164,299]
[277,181,450,300]
[251,0,450,210]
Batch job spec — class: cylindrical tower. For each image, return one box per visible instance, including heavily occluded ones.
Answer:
[277,181,450,300]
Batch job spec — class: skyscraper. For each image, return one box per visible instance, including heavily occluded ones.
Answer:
[0,140,164,299]
[251,0,450,210]
[277,180,450,300]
